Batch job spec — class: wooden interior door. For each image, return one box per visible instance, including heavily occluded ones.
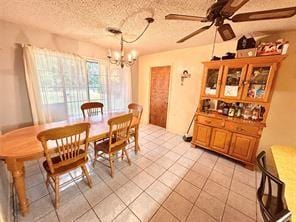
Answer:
[149,66,171,128]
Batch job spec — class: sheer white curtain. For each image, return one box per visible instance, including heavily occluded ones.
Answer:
[23,45,88,124]
[107,64,132,113]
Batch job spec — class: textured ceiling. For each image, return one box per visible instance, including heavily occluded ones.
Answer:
[0,0,296,55]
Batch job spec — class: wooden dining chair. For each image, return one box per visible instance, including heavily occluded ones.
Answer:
[127,103,143,153]
[93,113,133,177]
[81,102,104,148]
[81,102,104,119]
[256,151,291,222]
[37,123,93,208]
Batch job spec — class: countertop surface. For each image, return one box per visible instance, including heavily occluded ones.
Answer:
[271,145,296,221]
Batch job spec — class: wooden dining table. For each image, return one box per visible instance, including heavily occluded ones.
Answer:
[0,112,140,216]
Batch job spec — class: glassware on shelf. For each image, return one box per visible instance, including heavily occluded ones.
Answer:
[242,104,252,120]
[223,103,229,116]
[252,105,260,121]
[217,101,224,114]
[235,103,243,118]
[228,103,236,117]
[205,69,219,96]
[224,68,242,97]
[247,67,271,99]
[259,106,265,121]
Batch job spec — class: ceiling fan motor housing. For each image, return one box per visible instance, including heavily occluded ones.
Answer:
[207,0,229,21]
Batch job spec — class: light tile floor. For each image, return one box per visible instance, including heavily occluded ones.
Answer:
[16,124,264,222]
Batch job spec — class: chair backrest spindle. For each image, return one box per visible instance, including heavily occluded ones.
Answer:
[81,102,104,119]
[107,113,133,152]
[128,103,143,127]
[37,123,90,174]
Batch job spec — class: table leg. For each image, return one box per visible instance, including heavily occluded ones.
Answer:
[6,158,29,216]
[135,125,141,153]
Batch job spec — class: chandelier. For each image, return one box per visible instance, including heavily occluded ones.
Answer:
[107,17,154,68]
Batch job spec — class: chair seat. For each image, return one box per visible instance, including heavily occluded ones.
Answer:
[262,194,284,216]
[94,138,127,153]
[43,149,88,176]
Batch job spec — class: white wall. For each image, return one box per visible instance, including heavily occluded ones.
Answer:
[0,20,108,132]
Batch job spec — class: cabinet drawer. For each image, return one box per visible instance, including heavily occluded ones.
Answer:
[197,116,224,128]
[225,122,260,136]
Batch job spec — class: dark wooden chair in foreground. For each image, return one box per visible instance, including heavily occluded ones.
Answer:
[81,102,104,119]
[37,123,93,208]
[93,113,133,177]
[127,103,143,153]
[256,151,291,222]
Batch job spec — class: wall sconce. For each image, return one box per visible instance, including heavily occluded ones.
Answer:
[181,70,191,85]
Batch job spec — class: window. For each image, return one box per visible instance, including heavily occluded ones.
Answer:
[35,49,88,119]
[32,47,131,122]
[86,61,108,104]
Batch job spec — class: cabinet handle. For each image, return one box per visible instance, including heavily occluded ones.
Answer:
[205,120,212,124]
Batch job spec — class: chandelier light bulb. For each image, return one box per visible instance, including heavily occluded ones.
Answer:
[106,17,154,68]
[114,52,120,61]
[128,54,132,62]
[107,49,112,58]
[131,50,137,60]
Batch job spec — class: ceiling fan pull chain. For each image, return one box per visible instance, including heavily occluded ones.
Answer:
[211,27,218,58]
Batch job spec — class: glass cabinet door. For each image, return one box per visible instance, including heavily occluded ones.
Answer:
[220,65,247,99]
[242,63,276,102]
[203,66,222,98]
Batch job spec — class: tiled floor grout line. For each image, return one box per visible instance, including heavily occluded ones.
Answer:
[16,126,177,222]
[221,164,258,222]
[143,142,209,221]
[118,128,180,221]
[17,125,259,222]
[139,136,220,221]
[220,159,235,222]
[126,134,186,221]
[184,152,219,222]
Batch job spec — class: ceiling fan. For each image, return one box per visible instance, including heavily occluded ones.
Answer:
[165,0,296,43]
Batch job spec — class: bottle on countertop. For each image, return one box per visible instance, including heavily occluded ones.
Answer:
[228,103,235,117]
[217,102,224,114]
[242,104,252,120]
[223,103,229,116]
[259,106,265,121]
[252,105,260,121]
[235,103,243,118]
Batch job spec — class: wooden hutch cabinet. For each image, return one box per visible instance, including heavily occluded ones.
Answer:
[192,55,286,170]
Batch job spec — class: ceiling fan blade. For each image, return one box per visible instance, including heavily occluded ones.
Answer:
[221,0,250,17]
[177,26,211,43]
[218,24,236,41]
[232,7,296,22]
[165,14,207,22]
